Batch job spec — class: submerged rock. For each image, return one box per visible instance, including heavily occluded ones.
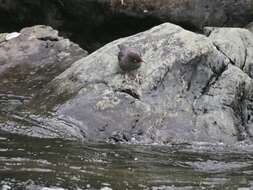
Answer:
[24,23,253,144]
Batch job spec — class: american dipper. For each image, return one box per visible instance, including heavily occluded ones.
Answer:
[117,44,143,72]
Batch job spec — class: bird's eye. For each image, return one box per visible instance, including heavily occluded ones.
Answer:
[134,59,138,63]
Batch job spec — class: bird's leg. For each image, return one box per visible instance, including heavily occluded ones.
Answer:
[121,72,129,84]
[124,73,129,82]
[128,72,136,80]
[126,72,142,85]
[135,73,143,85]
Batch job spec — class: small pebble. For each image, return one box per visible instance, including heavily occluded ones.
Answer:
[86,184,91,188]
[5,32,20,41]
[1,184,11,190]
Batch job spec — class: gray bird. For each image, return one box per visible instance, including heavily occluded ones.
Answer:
[117,44,144,72]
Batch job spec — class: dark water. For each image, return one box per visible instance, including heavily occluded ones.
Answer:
[1,132,253,190]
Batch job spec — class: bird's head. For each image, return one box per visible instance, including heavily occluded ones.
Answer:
[129,52,144,64]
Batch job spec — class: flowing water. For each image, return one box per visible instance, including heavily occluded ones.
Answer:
[1,132,253,190]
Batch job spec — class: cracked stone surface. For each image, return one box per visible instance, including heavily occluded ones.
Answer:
[205,27,253,78]
[23,23,253,144]
[202,26,253,142]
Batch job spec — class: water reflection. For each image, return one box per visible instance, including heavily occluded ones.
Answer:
[1,132,253,190]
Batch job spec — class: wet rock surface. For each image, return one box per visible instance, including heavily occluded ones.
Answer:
[14,22,252,144]
[0,25,88,140]
[0,25,87,96]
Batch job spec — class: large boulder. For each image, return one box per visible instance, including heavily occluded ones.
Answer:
[0,25,87,97]
[0,25,88,139]
[203,26,253,141]
[204,27,253,78]
[25,23,253,144]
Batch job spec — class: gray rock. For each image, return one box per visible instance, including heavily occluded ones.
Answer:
[0,25,87,97]
[2,23,253,144]
[0,25,88,139]
[30,23,253,144]
[205,27,253,77]
[204,26,253,142]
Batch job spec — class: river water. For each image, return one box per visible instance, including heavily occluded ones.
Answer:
[1,132,253,190]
